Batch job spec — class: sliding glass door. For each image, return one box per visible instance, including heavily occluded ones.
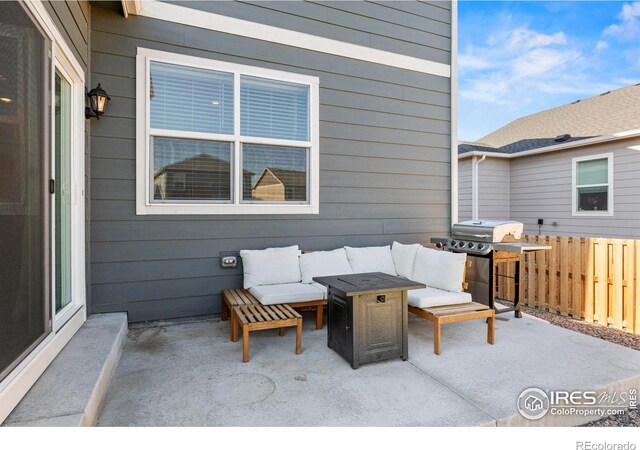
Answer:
[0,2,51,382]
[0,2,85,388]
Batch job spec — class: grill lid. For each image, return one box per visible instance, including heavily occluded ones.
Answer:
[451,220,523,243]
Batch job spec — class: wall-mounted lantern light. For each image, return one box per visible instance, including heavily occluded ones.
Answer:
[85,83,110,119]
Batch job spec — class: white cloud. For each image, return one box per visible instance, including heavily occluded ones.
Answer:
[458,54,491,70]
[505,27,567,52]
[604,2,640,41]
[459,25,595,110]
[512,47,582,79]
[595,40,609,51]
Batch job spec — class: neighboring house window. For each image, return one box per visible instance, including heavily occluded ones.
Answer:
[572,153,613,216]
[136,48,319,215]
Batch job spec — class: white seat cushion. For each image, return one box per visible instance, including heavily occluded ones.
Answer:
[412,246,467,292]
[240,245,301,289]
[407,287,472,309]
[249,283,326,306]
[299,248,353,283]
[391,242,421,279]
[309,282,328,299]
[344,245,397,275]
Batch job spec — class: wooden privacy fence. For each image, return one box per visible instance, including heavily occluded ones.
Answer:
[496,235,640,335]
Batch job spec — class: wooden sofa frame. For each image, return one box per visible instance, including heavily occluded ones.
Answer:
[407,259,495,355]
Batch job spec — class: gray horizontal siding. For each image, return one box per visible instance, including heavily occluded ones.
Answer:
[90,5,452,322]
[164,0,451,64]
[458,158,471,221]
[44,1,89,70]
[478,158,510,220]
[510,139,640,239]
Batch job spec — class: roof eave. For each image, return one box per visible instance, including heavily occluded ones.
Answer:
[458,128,640,160]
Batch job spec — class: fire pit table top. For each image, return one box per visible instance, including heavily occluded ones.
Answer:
[313,272,425,297]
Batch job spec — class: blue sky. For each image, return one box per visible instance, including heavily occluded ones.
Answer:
[458,1,640,142]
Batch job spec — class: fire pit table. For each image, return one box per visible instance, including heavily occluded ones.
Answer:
[313,272,425,369]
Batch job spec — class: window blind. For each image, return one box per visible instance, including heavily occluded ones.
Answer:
[577,158,608,185]
[240,75,309,141]
[150,61,234,135]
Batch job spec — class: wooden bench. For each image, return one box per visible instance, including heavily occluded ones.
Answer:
[221,288,326,341]
[408,259,495,355]
[234,304,302,362]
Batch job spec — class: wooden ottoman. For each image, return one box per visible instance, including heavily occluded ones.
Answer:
[234,304,302,362]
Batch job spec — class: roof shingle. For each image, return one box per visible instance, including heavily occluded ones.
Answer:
[460,83,640,154]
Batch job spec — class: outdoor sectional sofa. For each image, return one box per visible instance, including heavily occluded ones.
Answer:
[221,242,494,361]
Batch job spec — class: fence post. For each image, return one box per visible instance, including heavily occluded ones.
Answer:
[594,238,608,325]
[571,237,582,318]
[548,236,558,312]
[611,241,623,329]
[623,241,634,332]
[527,240,536,308]
[583,238,594,322]
[560,237,570,316]
[537,235,546,310]
[635,241,640,334]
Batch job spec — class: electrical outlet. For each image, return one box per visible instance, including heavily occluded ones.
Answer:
[220,251,239,268]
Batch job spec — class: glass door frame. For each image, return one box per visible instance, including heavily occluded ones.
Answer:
[50,44,85,332]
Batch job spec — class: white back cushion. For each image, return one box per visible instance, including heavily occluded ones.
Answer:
[240,245,301,289]
[299,248,354,283]
[412,247,467,292]
[391,242,421,279]
[344,245,397,275]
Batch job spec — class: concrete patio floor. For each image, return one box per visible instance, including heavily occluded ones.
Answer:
[97,312,640,427]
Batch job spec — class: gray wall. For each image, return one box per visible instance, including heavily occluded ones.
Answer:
[458,157,471,220]
[169,1,451,64]
[43,0,92,312]
[458,137,640,238]
[89,3,453,322]
[510,138,640,238]
[457,156,510,221]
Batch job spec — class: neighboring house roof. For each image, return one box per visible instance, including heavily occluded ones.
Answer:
[252,167,306,190]
[459,82,640,156]
[154,153,253,177]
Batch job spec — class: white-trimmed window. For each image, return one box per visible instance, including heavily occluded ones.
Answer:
[136,48,319,215]
[572,153,613,216]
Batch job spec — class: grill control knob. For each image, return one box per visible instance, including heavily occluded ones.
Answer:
[467,242,475,249]
[458,241,466,248]
[450,240,457,247]
[477,243,485,251]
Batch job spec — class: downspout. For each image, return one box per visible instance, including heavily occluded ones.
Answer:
[471,153,486,221]
[450,0,458,225]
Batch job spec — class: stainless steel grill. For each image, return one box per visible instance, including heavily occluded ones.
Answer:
[447,220,524,255]
[431,220,548,317]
